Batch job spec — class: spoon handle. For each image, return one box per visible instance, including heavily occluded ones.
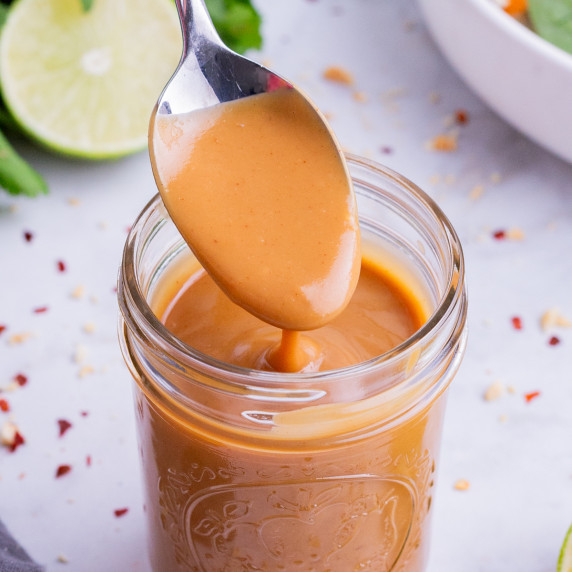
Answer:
[175,0,223,58]
[158,0,286,114]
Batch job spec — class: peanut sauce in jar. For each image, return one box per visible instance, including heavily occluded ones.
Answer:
[119,88,467,571]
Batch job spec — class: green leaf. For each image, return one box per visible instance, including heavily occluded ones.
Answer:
[0,104,20,132]
[205,0,262,54]
[79,0,94,12]
[0,129,48,197]
[0,4,9,28]
[528,0,572,55]
[0,1,47,196]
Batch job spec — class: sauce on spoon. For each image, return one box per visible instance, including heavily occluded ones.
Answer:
[150,87,360,342]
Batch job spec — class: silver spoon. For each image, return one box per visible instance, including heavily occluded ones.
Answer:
[156,0,292,117]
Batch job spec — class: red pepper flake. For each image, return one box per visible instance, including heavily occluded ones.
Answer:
[493,230,506,240]
[33,306,49,314]
[56,260,66,273]
[57,419,72,437]
[524,391,541,403]
[80,410,89,417]
[455,109,469,124]
[0,325,6,335]
[114,508,129,518]
[10,431,25,453]
[14,373,28,386]
[23,231,33,243]
[511,316,523,330]
[86,455,92,467]
[55,464,72,478]
[380,146,394,154]
[0,399,10,413]
[548,335,561,346]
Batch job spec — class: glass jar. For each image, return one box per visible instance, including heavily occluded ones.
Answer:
[118,154,467,572]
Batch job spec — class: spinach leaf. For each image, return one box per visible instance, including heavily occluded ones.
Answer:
[205,0,262,54]
[0,128,48,197]
[80,0,94,11]
[0,4,8,27]
[528,0,572,55]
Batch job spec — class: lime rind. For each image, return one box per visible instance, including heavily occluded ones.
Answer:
[0,0,181,159]
[558,523,572,572]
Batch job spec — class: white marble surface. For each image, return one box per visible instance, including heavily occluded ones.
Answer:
[1,1,571,571]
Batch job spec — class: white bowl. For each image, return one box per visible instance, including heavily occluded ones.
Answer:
[419,0,572,163]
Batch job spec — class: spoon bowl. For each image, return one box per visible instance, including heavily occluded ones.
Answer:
[149,0,361,333]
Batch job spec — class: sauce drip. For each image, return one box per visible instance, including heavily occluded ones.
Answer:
[158,256,426,373]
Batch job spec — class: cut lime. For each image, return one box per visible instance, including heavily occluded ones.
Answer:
[558,523,572,572]
[0,0,182,159]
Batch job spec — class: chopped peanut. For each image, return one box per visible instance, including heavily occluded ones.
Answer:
[540,308,572,332]
[484,380,505,402]
[454,479,470,491]
[323,66,353,85]
[426,133,458,152]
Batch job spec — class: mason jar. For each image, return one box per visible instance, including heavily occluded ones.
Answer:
[118,154,468,572]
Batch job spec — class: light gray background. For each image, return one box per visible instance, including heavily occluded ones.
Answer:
[1,1,571,570]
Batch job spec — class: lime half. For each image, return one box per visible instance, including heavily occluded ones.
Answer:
[558,523,572,572]
[0,0,182,159]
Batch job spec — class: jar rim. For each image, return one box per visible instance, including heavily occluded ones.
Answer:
[119,154,466,385]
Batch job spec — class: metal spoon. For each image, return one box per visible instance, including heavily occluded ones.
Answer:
[155,0,292,117]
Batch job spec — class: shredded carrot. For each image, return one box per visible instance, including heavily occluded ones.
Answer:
[504,0,527,16]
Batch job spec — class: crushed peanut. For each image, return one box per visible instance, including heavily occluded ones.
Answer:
[484,380,505,402]
[454,479,470,491]
[71,285,85,299]
[3,382,20,393]
[505,227,525,241]
[425,132,458,152]
[78,365,95,379]
[1,421,18,447]
[540,308,572,332]
[352,91,368,103]
[469,185,485,201]
[83,322,96,334]
[73,343,88,364]
[7,332,33,345]
[323,66,353,85]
